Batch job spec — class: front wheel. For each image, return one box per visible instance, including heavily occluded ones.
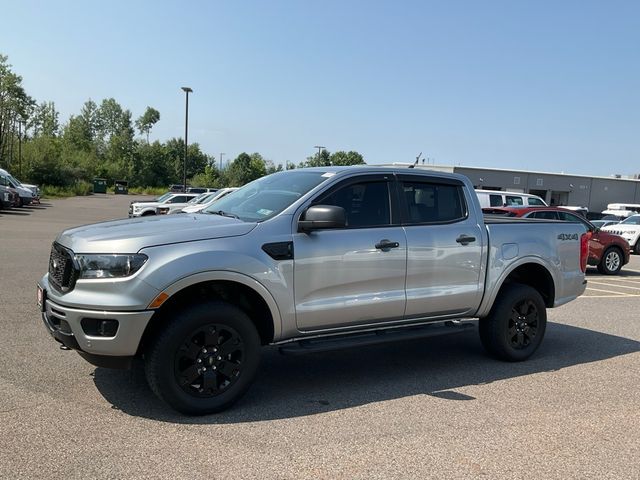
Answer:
[145,301,261,415]
[479,283,547,362]
[597,247,623,275]
[634,241,640,255]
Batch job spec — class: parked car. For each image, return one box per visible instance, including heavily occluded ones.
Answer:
[156,193,208,215]
[0,184,17,209]
[601,215,640,255]
[0,169,35,206]
[483,206,630,275]
[38,166,588,414]
[186,187,218,194]
[591,219,620,229]
[128,192,200,217]
[177,188,239,214]
[169,184,185,193]
[475,189,547,208]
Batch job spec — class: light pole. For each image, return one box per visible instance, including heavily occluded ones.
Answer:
[18,119,24,178]
[181,87,193,192]
[220,152,225,171]
[314,145,325,165]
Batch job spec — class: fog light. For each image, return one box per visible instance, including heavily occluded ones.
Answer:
[81,318,119,337]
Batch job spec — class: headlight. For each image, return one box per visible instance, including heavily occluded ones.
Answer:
[74,254,148,279]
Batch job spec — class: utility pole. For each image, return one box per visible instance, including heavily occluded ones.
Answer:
[220,152,225,170]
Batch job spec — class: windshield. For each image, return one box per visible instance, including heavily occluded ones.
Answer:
[155,192,173,202]
[202,171,331,222]
[619,215,640,225]
[195,192,218,204]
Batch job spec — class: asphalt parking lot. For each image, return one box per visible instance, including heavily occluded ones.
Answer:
[1,195,639,479]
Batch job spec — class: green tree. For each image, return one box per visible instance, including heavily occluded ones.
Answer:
[165,137,210,183]
[226,152,267,186]
[301,148,331,168]
[135,106,160,143]
[31,101,60,137]
[0,54,34,168]
[330,150,365,166]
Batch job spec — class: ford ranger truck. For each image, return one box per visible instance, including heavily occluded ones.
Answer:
[37,167,588,415]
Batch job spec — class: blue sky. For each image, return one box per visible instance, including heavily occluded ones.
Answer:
[2,0,639,176]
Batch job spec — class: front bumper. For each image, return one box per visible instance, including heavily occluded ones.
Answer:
[38,283,155,369]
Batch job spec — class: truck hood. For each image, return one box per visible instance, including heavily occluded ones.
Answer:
[56,214,257,253]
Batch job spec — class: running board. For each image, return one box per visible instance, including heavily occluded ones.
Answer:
[278,321,475,356]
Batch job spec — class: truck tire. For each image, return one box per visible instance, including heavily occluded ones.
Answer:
[145,301,261,415]
[479,283,547,362]
[597,247,623,275]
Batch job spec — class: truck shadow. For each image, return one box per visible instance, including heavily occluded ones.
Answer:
[93,322,639,424]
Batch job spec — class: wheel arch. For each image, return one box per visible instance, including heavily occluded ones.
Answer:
[479,259,556,317]
[138,272,282,355]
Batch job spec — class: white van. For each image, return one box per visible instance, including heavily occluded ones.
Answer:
[601,203,640,219]
[475,189,547,208]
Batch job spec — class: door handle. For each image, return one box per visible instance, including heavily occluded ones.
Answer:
[375,239,400,250]
[456,234,476,245]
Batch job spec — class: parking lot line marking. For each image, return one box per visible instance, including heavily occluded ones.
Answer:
[588,281,640,291]
[584,286,630,295]
[620,268,640,274]
[579,294,640,298]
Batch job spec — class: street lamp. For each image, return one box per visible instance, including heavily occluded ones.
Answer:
[181,87,193,192]
[220,152,225,170]
[18,118,24,178]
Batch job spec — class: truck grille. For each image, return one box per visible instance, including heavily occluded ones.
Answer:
[48,243,78,292]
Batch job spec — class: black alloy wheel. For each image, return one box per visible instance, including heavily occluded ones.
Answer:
[479,283,547,362]
[145,301,261,415]
[507,298,539,350]
[174,323,245,398]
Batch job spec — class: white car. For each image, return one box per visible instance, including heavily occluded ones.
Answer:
[128,192,199,217]
[177,187,239,214]
[601,214,640,254]
[156,192,216,215]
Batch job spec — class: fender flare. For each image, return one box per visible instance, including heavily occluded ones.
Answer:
[153,270,283,341]
[477,256,557,318]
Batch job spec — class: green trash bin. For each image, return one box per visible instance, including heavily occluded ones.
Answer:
[93,178,107,194]
[114,180,128,195]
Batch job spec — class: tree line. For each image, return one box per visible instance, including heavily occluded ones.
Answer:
[0,53,365,191]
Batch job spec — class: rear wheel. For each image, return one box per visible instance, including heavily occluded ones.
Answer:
[145,301,261,415]
[479,283,547,362]
[597,247,623,275]
[634,241,640,255]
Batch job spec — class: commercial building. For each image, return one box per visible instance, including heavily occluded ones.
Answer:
[394,164,640,213]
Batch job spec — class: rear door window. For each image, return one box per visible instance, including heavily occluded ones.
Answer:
[401,181,467,224]
[506,196,524,206]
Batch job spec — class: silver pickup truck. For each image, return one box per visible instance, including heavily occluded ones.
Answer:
[37,167,588,414]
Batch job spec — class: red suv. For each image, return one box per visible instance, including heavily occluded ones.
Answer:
[483,206,631,275]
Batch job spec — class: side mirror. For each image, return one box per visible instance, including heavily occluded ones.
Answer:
[298,205,346,232]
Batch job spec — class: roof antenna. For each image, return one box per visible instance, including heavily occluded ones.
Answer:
[410,152,422,168]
